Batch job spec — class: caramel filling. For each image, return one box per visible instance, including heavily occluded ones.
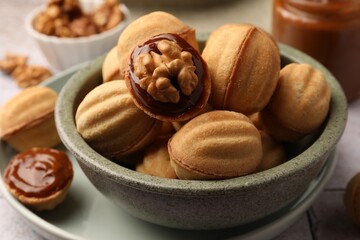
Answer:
[134,39,198,104]
[128,33,206,116]
[4,148,73,198]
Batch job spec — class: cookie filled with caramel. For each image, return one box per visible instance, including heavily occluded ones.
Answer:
[117,11,199,80]
[3,148,73,211]
[125,33,211,122]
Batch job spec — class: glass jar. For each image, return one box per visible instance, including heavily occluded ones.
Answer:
[272,0,360,102]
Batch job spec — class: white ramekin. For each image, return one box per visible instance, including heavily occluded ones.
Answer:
[25,2,130,70]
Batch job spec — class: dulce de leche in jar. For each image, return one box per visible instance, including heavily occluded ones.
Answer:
[272,0,360,101]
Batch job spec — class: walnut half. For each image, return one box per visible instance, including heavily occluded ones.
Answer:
[133,39,198,104]
[0,53,28,75]
[126,33,211,122]
[0,53,52,88]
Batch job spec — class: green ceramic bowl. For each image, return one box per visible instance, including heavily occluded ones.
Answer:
[55,42,347,230]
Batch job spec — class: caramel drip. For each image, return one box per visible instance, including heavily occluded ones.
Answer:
[3,148,73,198]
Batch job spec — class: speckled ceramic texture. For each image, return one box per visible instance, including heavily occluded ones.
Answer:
[55,40,347,230]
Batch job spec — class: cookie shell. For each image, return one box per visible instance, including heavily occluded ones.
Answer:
[202,24,280,115]
[117,11,198,79]
[168,110,262,180]
[0,86,60,151]
[267,63,331,134]
[6,178,72,211]
[75,80,162,159]
[259,108,305,142]
[255,131,287,172]
[6,115,60,152]
[136,137,177,179]
[102,46,121,83]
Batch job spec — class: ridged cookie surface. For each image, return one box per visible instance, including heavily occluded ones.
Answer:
[0,86,60,151]
[0,86,57,139]
[76,80,161,159]
[202,24,280,115]
[255,131,287,172]
[267,63,331,134]
[168,110,262,180]
[136,137,177,179]
[102,46,121,83]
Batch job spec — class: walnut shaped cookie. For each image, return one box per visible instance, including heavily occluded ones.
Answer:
[125,33,211,122]
[202,24,280,115]
[168,110,263,180]
[0,86,60,151]
[117,11,199,80]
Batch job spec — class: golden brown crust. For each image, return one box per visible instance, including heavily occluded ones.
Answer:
[102,46,121,83]
[255,131,287,172]
[344,173,360,225]
[117,11,198,79]
[247,112,264,131]
[75,80,162,159]
[136,137,177,179]
[267,63,331,134]
[6,179,72,211]
[169,103,214,131]
[6,115,60,152]
[202,24,280,115]
[0,86,57,138]
[259,108,305,142]
[168,110,262,180]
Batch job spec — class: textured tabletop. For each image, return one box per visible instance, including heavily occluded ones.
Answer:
[1,0,360,239]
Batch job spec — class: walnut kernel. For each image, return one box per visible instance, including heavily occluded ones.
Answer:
[33,0,123,38]
[93,0,123,32]
[134,40,198,104]
[33,12,55,35]
[11,66,52,89]
[0,53,52,88]
[70,16,97,37]
[0,53,28,75]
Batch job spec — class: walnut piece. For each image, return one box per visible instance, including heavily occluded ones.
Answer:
[33,0,123,38]
[54,17,75,37]
[134,40,198,104]
[93,0,123,32]
[11,66,52,89]
[70,16,97,37]
[0,53,52,88]
[0,53,28,75]
[34,12,56,35]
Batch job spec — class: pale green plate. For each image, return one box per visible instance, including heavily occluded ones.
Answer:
[0,63,337,240]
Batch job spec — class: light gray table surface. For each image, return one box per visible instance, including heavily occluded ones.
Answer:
[1,0,360,239]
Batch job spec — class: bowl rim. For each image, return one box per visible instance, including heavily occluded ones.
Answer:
[25,2,130,44]
[55,42,348,196]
